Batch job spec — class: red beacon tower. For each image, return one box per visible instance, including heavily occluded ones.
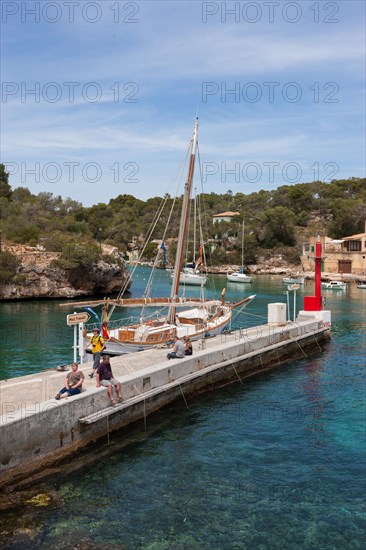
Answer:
[299,236,331,326]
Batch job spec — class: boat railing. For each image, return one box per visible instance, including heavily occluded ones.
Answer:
[86,316,141,333]
[85,309,171,334]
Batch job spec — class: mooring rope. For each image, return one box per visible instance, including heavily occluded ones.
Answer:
[179,384,189,409]
[223,353,243,384]
[132,384,147,430]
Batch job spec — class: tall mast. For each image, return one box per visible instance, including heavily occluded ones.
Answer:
[193,189,197,266]
[241,220,244,271]
[168,118,199,323]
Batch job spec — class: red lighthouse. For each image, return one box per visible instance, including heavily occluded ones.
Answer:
[303,237,322,312]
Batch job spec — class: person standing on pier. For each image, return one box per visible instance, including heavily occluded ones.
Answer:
[96,355,123,405]
[55,363,84,400]
[84,328,105,378]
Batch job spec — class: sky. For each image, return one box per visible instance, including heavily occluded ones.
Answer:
[1,0,365,206]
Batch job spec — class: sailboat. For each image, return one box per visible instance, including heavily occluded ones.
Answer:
[177,264,207,286]
[227,220,252,283]
[60,119,255,355]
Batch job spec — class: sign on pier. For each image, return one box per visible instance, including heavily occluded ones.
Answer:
[67,312,90,325]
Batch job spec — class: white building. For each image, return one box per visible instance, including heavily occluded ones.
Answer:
[212,211,240,223]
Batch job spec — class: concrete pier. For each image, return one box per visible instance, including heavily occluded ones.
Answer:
[0,316,330,488]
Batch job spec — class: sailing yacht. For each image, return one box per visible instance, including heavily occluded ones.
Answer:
[178,267,207,286]
[61,119,255,354]
[227,221,252,283]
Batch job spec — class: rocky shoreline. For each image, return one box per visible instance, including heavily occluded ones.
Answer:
[209,264,365,283]
[0,243,131,301]
[1,244,364,301]
[208,263,302,276]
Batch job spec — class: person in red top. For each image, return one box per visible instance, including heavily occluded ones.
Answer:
[96,355,123,405]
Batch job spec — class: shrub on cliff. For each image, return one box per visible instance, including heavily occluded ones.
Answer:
[52,242,101,270]
[0,251,20,284]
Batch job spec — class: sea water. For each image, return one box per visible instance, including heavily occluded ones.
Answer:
[0,270,365,549]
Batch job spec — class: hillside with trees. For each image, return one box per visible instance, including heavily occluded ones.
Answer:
[0,163,365,286]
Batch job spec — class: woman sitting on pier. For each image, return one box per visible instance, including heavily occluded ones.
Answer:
[184,336,193,355]
[55,363,84,400]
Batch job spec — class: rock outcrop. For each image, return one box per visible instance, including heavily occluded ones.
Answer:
[0,243,131,300]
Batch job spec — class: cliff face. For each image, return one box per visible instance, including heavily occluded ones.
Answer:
[0,243,131,300]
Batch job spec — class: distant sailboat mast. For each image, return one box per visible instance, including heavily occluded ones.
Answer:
[168,118,199,323]
[241,219,245,273]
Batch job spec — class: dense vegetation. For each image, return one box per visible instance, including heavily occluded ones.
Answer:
[0,163,365,275]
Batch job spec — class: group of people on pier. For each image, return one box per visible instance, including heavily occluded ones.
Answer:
[55,330,193,405]
[55,328,122,405]
[167,335,193,359]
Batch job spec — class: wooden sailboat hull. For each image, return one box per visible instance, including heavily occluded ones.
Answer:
[85,307,231,355]
[84,295,256,356]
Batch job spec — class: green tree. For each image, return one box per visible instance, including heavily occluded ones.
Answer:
[262,207,296,247]
[327,199,366,238]
[141,242,159,261]
[0,164,12,200]
[0,251,20,284]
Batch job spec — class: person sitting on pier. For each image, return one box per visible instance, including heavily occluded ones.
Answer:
[55,363,84,400]
[96,355,123,406]
[184,336,193,356]
[167,336,185,360]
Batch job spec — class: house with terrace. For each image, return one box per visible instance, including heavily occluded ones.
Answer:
[301,225,366,275]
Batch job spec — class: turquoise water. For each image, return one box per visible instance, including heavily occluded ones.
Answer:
[0,271,365,549]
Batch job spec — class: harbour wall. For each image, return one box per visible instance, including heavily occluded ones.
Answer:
[0,318,330,489]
